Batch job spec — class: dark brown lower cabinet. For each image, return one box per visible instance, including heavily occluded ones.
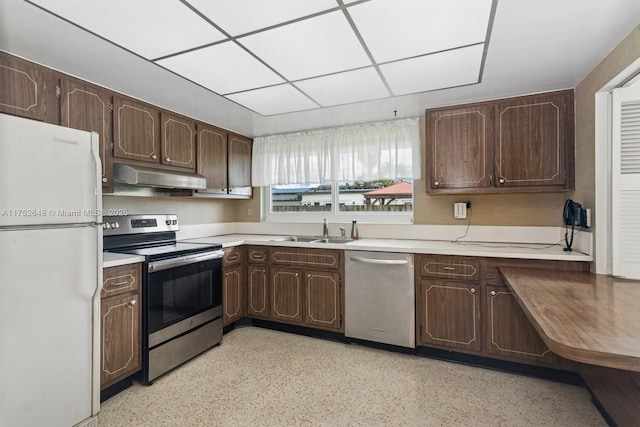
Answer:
[101,263,141,390]
[270,267,303,324]
[303,270,342,331]
[418,279,482,352]
[484,285,557,364]
[222,264,244,325]
[246,264,269,319]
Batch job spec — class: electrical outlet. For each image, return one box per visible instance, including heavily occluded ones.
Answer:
[454,202,467,219]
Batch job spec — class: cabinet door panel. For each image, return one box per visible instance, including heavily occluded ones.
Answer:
[0,53,49,121]
[270,267,303,323]
[485,285,556,363]
[60,78,113,191]
[304,270,341,331]
[228,134,252,190]
[223,265,244,325]
[197,123,228,193]
[247,265,269,319]
[101,293,141,389]
[113,97,159,163]
[495,91,572,188]
[161,112,195,170]
[418,280,481,351]
[427,105,494,190]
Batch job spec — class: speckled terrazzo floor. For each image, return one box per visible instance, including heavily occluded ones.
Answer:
[99,326,606,427]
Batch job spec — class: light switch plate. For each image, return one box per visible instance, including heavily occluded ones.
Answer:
[454,202,467,219]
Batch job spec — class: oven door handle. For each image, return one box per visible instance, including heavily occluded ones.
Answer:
[148,250,224,273]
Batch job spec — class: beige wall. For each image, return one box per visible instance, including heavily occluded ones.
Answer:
[573,25,640,224]
[103,195,236,225]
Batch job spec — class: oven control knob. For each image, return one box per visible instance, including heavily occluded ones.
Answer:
[172,220,177,225]
[110,222,119,229]
[166,220,171,225]
[103,222,111,230]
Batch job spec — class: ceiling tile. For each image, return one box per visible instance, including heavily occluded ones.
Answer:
[380,44,484,95]
[29,0,225,59]
[238,11,371,81]
[156,42,284,94]
[348,0,493,63]
[295,68,390,107]
[187,0,337,36]
[226,85,319,116]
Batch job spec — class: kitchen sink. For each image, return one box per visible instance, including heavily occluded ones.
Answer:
[270,235,353,244]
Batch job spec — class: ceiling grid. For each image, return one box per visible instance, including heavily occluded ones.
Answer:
[28,0,494,116]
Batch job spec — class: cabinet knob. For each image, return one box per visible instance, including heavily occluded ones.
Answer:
[470,288,476,294]
[307,273,311,278]
[499,177,505,184]
[434,180,439,187]
[165,157,171,162]
[490,290,497,296]
[128,299,137,307]
[262,269,266,273]
[102,177,108,183]
[151,154,158,160]
[295,272,299,277]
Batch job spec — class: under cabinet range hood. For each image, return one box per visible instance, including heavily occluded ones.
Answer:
[113,163,206,190]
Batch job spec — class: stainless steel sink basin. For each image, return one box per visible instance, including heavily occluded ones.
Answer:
[270,235,353,244]
[313,237,354,244]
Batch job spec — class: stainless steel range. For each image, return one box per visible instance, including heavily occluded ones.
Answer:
[103,214,223,384]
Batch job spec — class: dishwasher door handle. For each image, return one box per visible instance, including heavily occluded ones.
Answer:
[349,256,409,265]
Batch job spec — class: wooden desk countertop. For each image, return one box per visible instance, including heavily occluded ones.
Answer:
[499,267,640,372]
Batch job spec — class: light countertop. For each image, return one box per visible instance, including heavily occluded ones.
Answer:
[182,234,592,262]
[103,252,145,268]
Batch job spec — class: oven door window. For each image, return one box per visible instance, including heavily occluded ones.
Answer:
[147,258,222,334]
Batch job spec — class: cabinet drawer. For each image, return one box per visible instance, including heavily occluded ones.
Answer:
[223,246,243,267]
[419,256,480,281]
[270,248,341,270]
[247,246,268,264]
[102,263,141,298]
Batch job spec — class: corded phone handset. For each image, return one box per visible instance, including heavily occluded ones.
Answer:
[563,199,588,251]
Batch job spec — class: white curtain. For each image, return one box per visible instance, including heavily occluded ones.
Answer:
[252,118,421,186]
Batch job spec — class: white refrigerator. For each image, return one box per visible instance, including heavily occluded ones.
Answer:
[0,113,102,426]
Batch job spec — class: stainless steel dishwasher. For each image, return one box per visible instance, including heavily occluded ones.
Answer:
[345,251,415,348]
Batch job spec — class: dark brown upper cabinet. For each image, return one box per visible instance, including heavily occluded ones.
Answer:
[160,112,196,171]
[196,123,252,198]
[427,104,494,191]
[0,52,57,123]
[113,96,160,165]
[426,89,575,194]
[59,77,114,192]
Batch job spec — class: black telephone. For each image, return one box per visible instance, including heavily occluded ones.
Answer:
[563,199,588,227]
[563,199,588,251]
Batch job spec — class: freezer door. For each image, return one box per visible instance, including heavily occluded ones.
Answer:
[0,226,100,426]
[0,113,100,227]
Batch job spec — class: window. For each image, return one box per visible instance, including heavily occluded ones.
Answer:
[267,179,413,223]
[253,118,420,223]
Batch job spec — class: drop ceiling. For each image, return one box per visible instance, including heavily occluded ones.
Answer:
[24,0,493,116]
[1,0,640,136]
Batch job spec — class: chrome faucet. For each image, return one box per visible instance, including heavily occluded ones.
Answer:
[339,227,345,238]
[322,219,329,237]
